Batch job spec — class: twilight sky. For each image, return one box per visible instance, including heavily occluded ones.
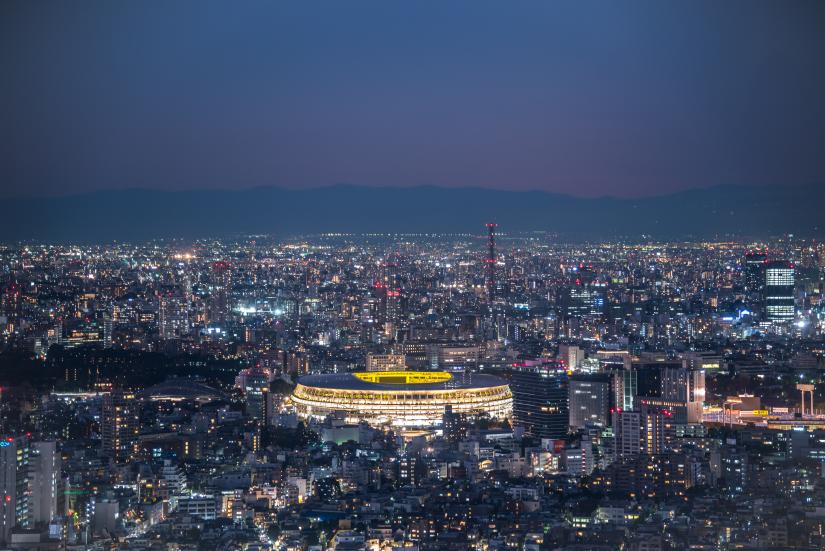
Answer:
[1,1,823,198]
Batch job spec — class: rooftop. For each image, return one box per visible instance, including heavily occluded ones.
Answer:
[296,371,508,392]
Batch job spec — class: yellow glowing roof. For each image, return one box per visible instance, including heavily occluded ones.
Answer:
[353,371,453,385]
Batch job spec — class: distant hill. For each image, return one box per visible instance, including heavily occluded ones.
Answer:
[0,184,822,242]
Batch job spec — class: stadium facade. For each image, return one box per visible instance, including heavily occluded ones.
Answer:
[291,371,512,428]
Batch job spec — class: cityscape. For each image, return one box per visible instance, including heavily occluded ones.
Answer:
[1,233,825,549]
[2,1,825,550]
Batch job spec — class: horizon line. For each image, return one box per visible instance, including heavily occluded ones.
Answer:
[1,181,818,202]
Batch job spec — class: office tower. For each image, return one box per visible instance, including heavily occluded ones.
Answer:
[612,410,642,458]
[102,314,113,349]
[569,375,611,429]
[238,367,270,421]
[360,296,381,344]
[366,353,406,371]
[378,261,401,340]
[639,404,676,455]
[763,260,795,322]
[681,351,722,372]
[442,405,466,443]
[158,288,189,339]
[744,251,767,293]
[0,282,21,333]
[49,319,63,348]
[286,348,310,376]
[631,361,705,424]
[612,368,637,412]
[563,265,605,318]
[719,443,749,493]
[511,366,569,439]
[426,344,480,371]
[101,390,140,463]
[564,440,595,476]
[633,361,675,398]
[208,261,232,325]
[485,223,497,307]
[661,365,705,403]
[558,344,585,370]
[0,435,30,545]
[29,441,60,525]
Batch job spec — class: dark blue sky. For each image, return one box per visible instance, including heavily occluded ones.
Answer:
[1,1,823,198]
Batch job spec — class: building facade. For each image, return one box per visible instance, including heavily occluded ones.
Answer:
[511,366,569,439]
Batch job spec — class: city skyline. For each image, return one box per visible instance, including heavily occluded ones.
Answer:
[2,233,824,549]
[1,2,825,550]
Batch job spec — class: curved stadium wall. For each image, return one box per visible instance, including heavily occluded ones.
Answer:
[291,371,512,428]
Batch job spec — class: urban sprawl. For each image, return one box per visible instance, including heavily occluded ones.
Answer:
[1,229,825,550]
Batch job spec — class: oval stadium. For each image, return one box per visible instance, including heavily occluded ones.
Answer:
[291,371,512,428]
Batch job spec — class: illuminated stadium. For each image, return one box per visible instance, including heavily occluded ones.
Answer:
[291,371,512,428]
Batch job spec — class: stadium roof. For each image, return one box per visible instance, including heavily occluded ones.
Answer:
[296,371,507,392]
[138,378,227,402]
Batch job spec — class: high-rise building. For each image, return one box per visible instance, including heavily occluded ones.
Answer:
[633,361,674,398]
[569,375,611,429]
[286,348,310,376]
[442,405,467,443]
[612,410,642,458]
[0,435,30,545]
[398,454,425,487]
[630,361,705,424]
[639,404,676,455]
[101,390,140,463]
[102,314,113,349]
[159,289,189,339]
[661,365,705,404]
[0,283,21,334]
[237,367,270,421]
[558,344,585,371]
[744,251,767,293]
[763,260,795,322]
[29,441,60,525]
[427,344,480,371]
[208,261,232,325]
[612,368,637,412]
[562,265,605,318]
[485,223,497,308]
[49,319,63,348]
[715,441,749,493]
[511,366,569,439]
[377,261,401,340]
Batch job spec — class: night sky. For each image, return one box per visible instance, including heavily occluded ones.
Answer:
[1,1,823,198]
